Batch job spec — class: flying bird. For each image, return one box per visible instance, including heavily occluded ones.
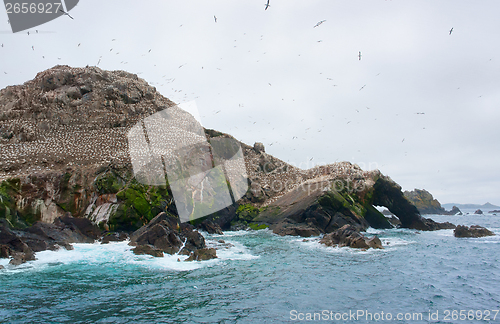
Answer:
[59,9,74,19]
[214,15,217,22]
[449,27,453,35]
[314,20,326,28]
[359,84,366,91]
[358,51,362,60]
[265,0,270,10]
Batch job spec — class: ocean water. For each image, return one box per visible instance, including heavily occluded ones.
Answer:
[1,212,499,323]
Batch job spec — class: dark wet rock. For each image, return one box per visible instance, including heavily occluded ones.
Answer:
[185,248,217,261]
[454,225,494,238]
[0,215,100,265]
[422,218,456,230]
[474,209,483,215]
[319,225,383,249]
[129,212,216,260]
[272,221,321,237]
[201,204,238,230]
[446,206,462,215]
[100,232,129,244]
[488,210,500,214]
[132,244,164,257]
[0,265,4,270]
[198,220,223,235]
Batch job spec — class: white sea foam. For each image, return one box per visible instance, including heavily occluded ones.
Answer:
[206,239,259,261]
[209,229,265,238]
[0,236,260,273]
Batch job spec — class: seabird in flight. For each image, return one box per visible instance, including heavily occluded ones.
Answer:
[449,27,453,35]
[358,51,362,60]
[214,15,217,22]
[314,20,326,28]
[265,0,270,10]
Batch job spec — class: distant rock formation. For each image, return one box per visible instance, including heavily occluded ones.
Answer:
[454,225,494,238]
[404,189,462,215]
[474,209,483,215]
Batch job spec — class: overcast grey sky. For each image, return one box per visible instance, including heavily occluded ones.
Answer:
[1,0,499,206]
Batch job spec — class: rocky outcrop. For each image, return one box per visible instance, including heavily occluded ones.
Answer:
[128,212,217,261]
[404,189,447,214]
[0,66,456,250]
[474,209,483,215]
[0,215,102,265]
[447,206,463,215]
[454,225,494,238]
[404,189,462,215]
[319,225,383,249]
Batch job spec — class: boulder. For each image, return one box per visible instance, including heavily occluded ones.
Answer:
[319,225,383,249]
[185,248,217,261]
[474,209,483,215]
[100,232,129,244]
[198,220,223,235]
[272,221,321,237]
[128,212,216,260]
[454,225,494,238]
[132,244,164,257]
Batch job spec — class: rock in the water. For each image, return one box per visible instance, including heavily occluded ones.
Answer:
[454,225,494,238]
[474,209,483,215]
[272,222,321,237]
[132,244,164,257]
[0,265,4,270]
[447,206,463,215]
[319,225,383,249]
[422,218,456,230]
[0,215,101,265]
[198,220,223,235]
[185,248,217,261]
[100,232,129,244]
[129,212,216,260]
[366,236,383,249]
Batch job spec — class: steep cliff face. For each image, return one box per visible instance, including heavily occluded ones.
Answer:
[0,66,452,236]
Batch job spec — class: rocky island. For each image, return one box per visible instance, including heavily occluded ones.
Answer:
[404,189,462,215]
[0,65,483,265]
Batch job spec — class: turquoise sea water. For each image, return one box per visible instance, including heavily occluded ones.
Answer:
[1,212,499,323]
